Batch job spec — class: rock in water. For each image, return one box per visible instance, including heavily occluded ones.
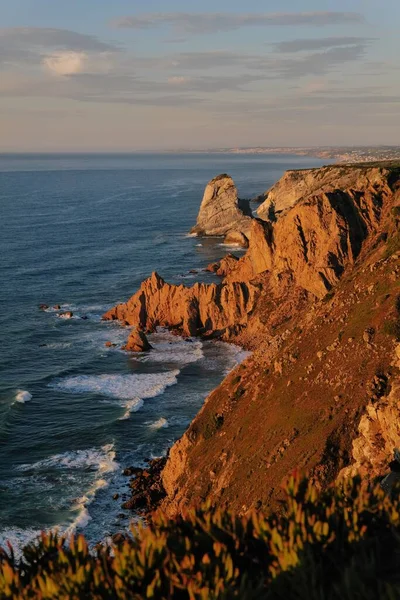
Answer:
[123,328,153,352]
[206,254,239,277]
[190,174,252,246]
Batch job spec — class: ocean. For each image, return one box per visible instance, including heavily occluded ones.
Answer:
[0,152,328,550]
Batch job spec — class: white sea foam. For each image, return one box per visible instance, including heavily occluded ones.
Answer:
[18,443,118,475]
[148,417,169,430]
[119,398,144,421]
[0,527,42,554]
[50,370,180,419]
[139,330,204,366]
[217,243,247,251]
[15,390,32,403]
[15,444,119,540]
[196,243,203,247]
[65,478,109,535]
[43,342,73,350]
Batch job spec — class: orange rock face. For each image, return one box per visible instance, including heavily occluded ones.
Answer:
[124,328,152,352]
[103,272,261,339]
[228,179,392,297]
[206,253,239,277]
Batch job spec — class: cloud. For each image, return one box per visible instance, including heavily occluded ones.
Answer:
[43,51,88,76]
[112,12,365,35]
[132,43,370,79]
[0,27,119,70]
[274,36,375,53]
[270,44,369,78]
[43,50,114,76]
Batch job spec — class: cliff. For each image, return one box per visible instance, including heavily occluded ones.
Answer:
[104,162,400,517]
[256,164,396,221]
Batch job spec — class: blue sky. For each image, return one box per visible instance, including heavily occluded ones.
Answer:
[0,0,399,150]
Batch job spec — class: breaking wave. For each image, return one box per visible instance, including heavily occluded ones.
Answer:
[14,390,32,404]
[49,370,180,419]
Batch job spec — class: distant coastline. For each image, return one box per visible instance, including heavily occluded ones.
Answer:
[2,146,400,164]
[183,145,400,164]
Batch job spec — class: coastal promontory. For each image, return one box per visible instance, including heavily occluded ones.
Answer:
[104,161,400,518]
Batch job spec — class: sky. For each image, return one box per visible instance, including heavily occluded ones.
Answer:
[0,0,399,151]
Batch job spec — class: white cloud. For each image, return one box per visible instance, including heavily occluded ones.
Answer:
[43,50,114,76]
[43,51,87,76]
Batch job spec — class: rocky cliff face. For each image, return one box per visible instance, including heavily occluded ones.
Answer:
[256,164,395,222]
[190,174,253,246]
[106,162,400,518]
[228,180,387,296]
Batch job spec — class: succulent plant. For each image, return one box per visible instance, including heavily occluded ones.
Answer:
[1,475,400,599]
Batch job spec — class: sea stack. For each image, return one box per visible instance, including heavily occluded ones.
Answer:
[123,328,153,352]
[190,174,253,247]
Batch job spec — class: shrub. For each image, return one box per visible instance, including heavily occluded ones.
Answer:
[233,387,245,400]
[203,414,224,439]
[1,475,400,599]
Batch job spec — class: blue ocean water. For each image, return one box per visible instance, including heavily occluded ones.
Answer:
[0,152,328,549]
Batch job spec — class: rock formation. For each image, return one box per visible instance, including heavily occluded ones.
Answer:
[190,174,253,247]
[206,254,239,277]
[339,381,400,481]
[105,162,400,518]
[103,272,261,340]
[124,328,152,352]
[227,181,387,296]
[256,164,395,221]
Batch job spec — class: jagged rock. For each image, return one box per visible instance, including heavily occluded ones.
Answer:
[340,382,400,481]
[190,174,252,246]
[39,304,49,311]
[206,254,239,277]
[122,457,167,515]
[103,272,261,339]
[124,329,152,352]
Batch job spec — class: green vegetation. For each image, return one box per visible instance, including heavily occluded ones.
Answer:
[203,413,224,439]
[233,386,245,400]
[1,475,400,599]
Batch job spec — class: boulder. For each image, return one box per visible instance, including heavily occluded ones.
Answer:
[190,174,252,246]
[58,311,73,319]
[224,231,249,248]
[206,254,239,277]
[124,328,152,352]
